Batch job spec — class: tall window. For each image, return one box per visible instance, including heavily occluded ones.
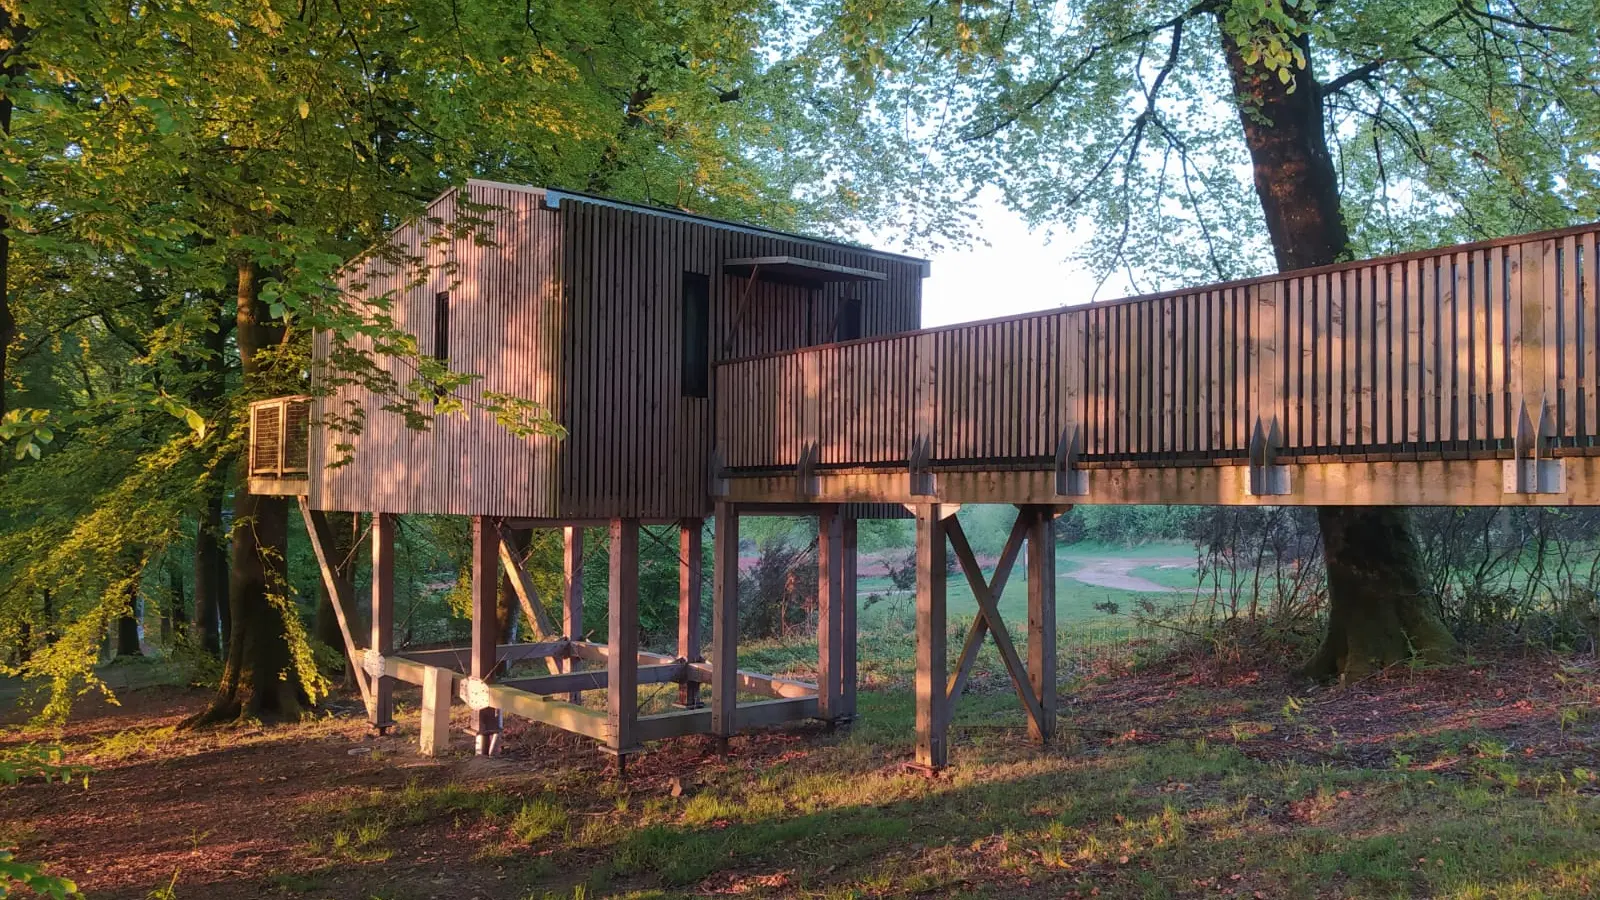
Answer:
[433,291,450,363]
[836,296,863,342]
[682,272,710,398]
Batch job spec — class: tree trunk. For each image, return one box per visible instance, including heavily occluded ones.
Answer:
[191,258,305,724]
[1217,23,1457,680]
[193,490,227,655]
[0,7,19,428]
[116,586,143,657]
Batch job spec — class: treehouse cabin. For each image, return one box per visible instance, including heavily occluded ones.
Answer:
[251,182,1600,770]
[248,181,928,766]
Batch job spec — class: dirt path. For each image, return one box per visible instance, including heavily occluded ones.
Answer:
[1066,556,1189,592]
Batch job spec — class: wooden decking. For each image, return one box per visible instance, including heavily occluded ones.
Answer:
[717,223,1600,506]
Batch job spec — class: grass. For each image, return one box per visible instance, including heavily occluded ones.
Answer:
[857,541,1195,634]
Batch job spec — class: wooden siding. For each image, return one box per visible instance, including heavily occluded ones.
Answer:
[717,225,1600,471]
[556,198,924,519]
[310,183,564,516]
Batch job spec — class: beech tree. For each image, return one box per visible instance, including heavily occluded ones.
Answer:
[0,0,860,720]
[791,0,1600,679]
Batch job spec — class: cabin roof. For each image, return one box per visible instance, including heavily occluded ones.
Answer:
[723,255,889,286]
[462,180,931,276]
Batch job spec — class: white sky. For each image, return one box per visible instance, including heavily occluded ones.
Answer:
[866,187,1134,328]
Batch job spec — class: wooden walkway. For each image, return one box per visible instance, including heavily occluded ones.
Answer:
[716,223,1600,506]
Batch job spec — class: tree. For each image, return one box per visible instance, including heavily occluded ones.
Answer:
[0,0,852,719]
[792,0,1600,679]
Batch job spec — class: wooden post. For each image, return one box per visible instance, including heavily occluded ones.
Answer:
[712,503,740,744]
[816,506,844,721]
[606,519,641,763]
[677,518,704,708]
[1025,507,1057,744]
[841,515,859,721]
[562,526,584,704]
[371,512,396,732]
[914,503,949,769]
[469,516,501,755]
[419,665,452,757]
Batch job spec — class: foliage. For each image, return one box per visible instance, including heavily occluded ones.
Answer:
[0,850,78,900]
[786,0,1600,288]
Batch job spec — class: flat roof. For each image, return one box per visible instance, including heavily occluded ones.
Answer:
[723,256,889,286]
[517,184,930,275]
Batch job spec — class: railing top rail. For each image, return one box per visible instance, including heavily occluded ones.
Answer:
[715,220,1600,368]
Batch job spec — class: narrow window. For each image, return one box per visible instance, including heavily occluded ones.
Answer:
[433,291,450,363]
[836,296,863,342]
[682,272,710,398]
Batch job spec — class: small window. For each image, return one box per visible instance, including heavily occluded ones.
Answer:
[682,273,710,397]
[433,291,450,363]
[836,297,863,342]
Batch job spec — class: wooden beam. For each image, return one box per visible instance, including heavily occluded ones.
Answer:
[817,505,844,720]
[371,513,396,731]
[737,696,819,729]
[637,706,712,742]
[568,641,675,666]
[841,516,859,721]
[945,512,1030,706]
[678,518,704,708]
[395,640,569,670]
[482,683,609,741]
[944,515,1045,733]
[501,663,683,696]
[914,503,949,769]
[1026,505,1058,743]
[607,519,641,757]
[469,516,501,754]
[562,526,584,703]
[296,498,373,713]
[419,665,453,757]
[495,524,562,676]
[684,662,817,698]
[712,503,740,739]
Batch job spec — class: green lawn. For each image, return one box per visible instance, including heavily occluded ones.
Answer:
[858,541,1197,633]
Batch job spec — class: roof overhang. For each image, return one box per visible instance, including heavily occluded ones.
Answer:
[723,256,889,287]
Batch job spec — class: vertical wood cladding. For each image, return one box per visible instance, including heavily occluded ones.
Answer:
[717,225,1600,471]
[310,183,924,519]
[556,197,924,519]
[311,183,563,516]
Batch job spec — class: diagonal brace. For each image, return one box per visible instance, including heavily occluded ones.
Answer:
[495,521,563,676]
[943,512,1046,733]
[298,498,375,712]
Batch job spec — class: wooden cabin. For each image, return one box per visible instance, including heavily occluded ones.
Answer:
[250,181,928,766]
[258,180,927,519]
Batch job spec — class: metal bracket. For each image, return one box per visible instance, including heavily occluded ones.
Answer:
[1053,424,1088,497]
[797,441,820,497]
[908,435,935,496]
[1246,416,1291,496]
[1504,398,1565,494]
[361,649,389,680]
[460,677,493,711]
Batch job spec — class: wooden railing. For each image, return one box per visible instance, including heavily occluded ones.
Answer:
[248,396,312,478]
[717,224,1600,472]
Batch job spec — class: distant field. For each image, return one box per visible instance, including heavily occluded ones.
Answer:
[856,540,1199,633]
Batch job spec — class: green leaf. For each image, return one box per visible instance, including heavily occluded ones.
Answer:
[26,442,40,460]
[183,409,207,438]
[297,97,310,119]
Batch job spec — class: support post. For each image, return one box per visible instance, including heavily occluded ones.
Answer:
[606,519,641,762]
[562,526,584,704]
[419,665,452,757]
[677,518,705,708]
[371,512,396,732]
[914,503,949,769]
[840,516,859,721]
[712,503,740,746]
[469,516,501,755]
[1025,506,1057,744]
[816,505,844,722]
